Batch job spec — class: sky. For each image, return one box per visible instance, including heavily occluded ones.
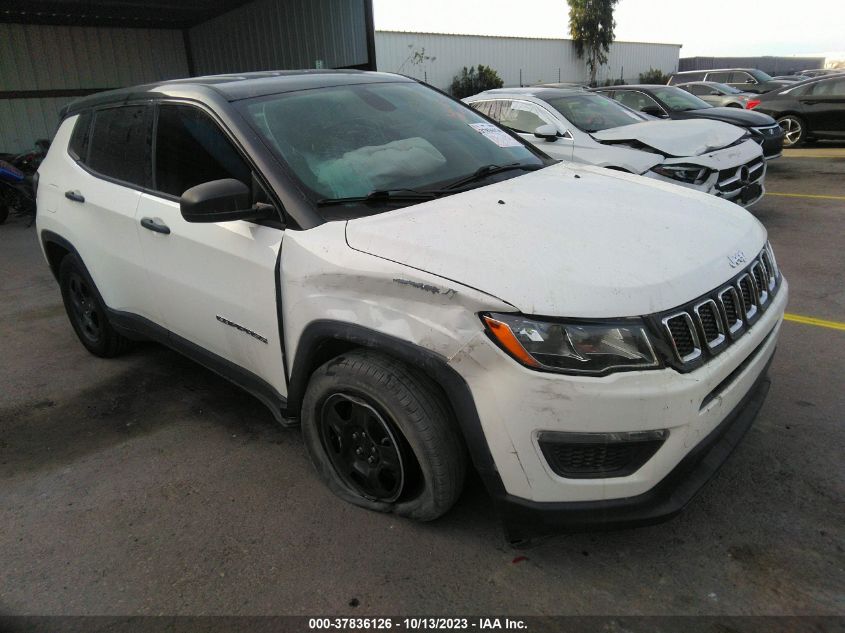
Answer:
[373,0,845,59]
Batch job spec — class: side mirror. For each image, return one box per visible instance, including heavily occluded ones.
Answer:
[640,105,666,117]
[180,179,274,223]
[533,124,560,141]
[745,78,757,84]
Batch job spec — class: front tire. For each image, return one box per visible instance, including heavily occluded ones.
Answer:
[301,350,466,521]
[777,115,805,147]
[58,253,132,357]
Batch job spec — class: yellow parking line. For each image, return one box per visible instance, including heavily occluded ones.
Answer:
[767,192,845,201]
[784,313,845,331]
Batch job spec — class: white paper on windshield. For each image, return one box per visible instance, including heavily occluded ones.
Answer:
[468,122,522,148]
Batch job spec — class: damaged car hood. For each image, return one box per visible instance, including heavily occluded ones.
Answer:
[345,163,766,318]
[591,119,746,157]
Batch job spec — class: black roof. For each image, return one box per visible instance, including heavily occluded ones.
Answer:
[62,70,413,118]
[593,84,673,91]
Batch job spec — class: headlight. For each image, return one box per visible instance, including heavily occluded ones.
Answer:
[481,313,660,376]
[651,163,710,184]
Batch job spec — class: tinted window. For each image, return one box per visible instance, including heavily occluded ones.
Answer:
[648,86,711,111]
[730,71,755,84]
[68,111,92,161]
[809,78,845,96]
[87,106,151,186]
[707,72,731,83]
[685,84,709,96]
[155,105,252,197]
[613,90,663,112]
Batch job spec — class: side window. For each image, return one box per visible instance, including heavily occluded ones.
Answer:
[87,106,152,187]
[707,71,731,83]
[68,111,92,161]
[154,104,252,198]
[731,71,755,84]
[614,91,662,113]
[483,100,513,126]
[809,78,845,96]
[687,84,708,96]
[504,101,550,134]
[469,100,492,116]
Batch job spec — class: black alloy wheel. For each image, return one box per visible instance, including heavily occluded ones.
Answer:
[319,393,412,502]
[67,271,101,344]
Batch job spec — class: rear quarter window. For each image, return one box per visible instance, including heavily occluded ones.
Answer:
[68,111,92,161]
[87,105,152,187]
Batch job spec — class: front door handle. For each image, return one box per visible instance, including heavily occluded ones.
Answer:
[64,190,85,203]
[140,217,171,235]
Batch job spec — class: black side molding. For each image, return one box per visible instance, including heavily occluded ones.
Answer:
[107,309,289,425]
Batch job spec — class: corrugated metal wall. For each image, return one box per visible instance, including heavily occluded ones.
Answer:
[679,56,826,75]
[375,31,681,91]
[0,23,188,152]
[188,0,370,75]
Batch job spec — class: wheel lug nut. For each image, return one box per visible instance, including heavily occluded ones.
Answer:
[356,448,363,456]
[352,433,358,439]
[370,447,376,454]
[368,457,375,464]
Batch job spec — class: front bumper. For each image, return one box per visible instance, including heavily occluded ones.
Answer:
[498,360,772,543]
[448,278,786,541]
[644,139,767,208]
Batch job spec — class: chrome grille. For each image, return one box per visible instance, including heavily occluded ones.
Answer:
[751,261,769,306]
[662,313,701,362]
[717,156,766,193]
[717,287,744,336]
[657,243,781,366]
[694,299,725,349]
[737,273,758,320]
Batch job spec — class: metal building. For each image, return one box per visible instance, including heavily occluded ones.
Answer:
[0,0,376,152]
[679,56,826,75]
[375,31,682,91]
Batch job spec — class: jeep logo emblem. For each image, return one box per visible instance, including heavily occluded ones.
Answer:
[728,250,747,268]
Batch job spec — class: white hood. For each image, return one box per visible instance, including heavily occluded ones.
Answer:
[345,163,766,318]
[592,119,746,157]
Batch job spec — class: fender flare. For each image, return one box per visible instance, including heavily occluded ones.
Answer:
[286,319,506,498]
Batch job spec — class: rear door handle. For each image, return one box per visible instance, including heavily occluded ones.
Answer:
[140,217,171,235]
[64,190,84,203]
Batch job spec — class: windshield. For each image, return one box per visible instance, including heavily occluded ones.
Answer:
[239,81,543,206]
[751,69,774,82]
[541,94,644,132]
[648,86,711,111]
[711,82,742,94]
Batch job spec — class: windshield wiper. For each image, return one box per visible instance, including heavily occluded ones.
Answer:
[439,162,544,191]
[316,189,438,206]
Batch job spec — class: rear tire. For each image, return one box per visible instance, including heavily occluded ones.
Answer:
[301,350,466,521]
[777,115,805,147]
[58,253,132,357]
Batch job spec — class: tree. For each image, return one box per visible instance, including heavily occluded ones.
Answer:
[448,65,504,99]
[568,0,619,87]
[639,67,670,84]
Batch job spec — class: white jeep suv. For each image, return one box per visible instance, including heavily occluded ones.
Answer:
[36,71,787,542]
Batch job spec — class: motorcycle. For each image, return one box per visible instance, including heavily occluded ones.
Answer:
[0,139,50,226]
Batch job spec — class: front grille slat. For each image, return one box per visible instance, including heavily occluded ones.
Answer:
[658,245,780,365]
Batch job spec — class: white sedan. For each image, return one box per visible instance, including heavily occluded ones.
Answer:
[465,87,766,207]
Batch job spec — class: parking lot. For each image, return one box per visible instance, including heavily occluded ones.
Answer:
[0,150,843,617]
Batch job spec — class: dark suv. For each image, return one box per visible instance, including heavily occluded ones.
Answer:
[668,69,792,94]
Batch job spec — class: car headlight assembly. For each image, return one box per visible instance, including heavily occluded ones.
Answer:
[481,313,660,376]
[651,163,710,184]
